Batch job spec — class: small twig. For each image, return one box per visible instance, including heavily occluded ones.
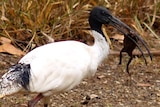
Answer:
[143,22,160,40]
[41,31,54,43]
[110,50,160,56]
[23,32,36,52]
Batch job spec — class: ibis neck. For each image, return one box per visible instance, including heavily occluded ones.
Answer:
[91,25,104,37]
[89,17,106,39]
[87,30,109,77]
[89,17,109,61]
[91,30,109,65]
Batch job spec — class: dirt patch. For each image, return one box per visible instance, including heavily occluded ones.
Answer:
[0,52,159,107]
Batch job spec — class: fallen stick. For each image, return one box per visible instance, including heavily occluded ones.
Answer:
[110,50,160,56]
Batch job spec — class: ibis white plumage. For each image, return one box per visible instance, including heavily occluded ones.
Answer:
[0,6,151,107]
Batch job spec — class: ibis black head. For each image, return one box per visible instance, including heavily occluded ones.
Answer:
[89,6,152,74]
[89,6,134,35]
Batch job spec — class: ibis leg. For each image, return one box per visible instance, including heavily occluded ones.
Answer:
[28,93,44,107]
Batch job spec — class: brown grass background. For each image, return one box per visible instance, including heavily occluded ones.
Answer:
[0,0,160,52]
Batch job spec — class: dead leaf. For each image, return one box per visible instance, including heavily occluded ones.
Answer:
[0,37,11,44]
[111,34,124,43]
[0,43,25,56]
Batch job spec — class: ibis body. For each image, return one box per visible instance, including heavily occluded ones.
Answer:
[0,6,152,107]
[19,35,109,94]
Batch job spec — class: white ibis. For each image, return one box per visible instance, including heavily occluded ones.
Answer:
[0,6,151,107]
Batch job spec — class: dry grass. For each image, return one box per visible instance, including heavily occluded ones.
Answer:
[0,0,159,52]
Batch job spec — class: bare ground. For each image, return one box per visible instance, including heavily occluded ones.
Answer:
[0,36,160,107]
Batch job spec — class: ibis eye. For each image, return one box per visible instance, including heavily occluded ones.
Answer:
[101,11,106,15]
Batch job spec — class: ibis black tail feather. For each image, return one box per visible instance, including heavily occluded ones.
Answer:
[0,63,31,98]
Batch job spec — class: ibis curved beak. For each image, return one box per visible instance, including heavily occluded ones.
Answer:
[106,14,152,62]
[106,15,134,35]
